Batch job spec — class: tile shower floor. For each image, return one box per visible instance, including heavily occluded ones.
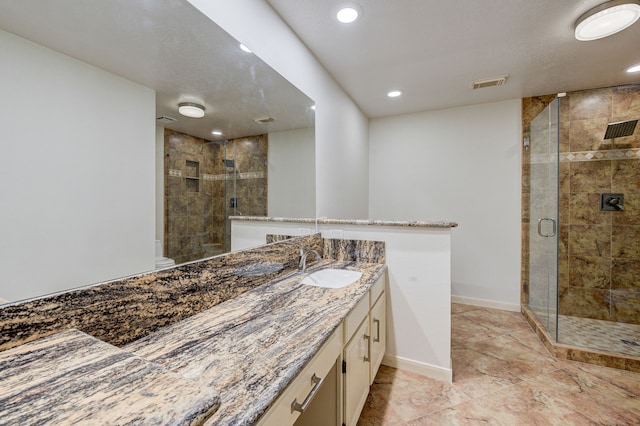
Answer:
[559,315,640,358]
[358,304,640,425]
[529,307,640,358]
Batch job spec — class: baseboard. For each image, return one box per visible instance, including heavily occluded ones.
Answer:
[382,354,452,383]
[451,295,521,312]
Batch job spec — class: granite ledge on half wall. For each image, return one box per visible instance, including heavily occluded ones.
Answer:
[230,215,458,228]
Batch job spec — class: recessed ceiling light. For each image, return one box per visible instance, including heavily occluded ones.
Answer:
[575,1,640,41]
[387,90,403,98]
[337,7,359,23]
[178,102,205,118]
[627,63,640,72]
[211,130,223,136]
[240,43,252,53]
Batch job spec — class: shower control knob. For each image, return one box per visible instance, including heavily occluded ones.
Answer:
[600,193,624,211]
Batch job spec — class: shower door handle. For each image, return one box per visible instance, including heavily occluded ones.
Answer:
[537,218,556,238]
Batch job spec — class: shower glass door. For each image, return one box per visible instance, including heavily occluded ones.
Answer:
[528,97,560,340]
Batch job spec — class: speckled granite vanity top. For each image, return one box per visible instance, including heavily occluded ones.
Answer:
[123,259,386,425]
[0,329,220,425]
[0,233,386,425]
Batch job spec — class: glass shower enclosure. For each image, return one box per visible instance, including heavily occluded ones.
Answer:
[527,97,560,340]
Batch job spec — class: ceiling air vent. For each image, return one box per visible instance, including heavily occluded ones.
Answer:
[253,116,275,124]
[471,75,508,90]
[156,115,177,124]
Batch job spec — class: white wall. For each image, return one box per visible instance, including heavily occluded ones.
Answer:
[187,0,370,219]
[0,30,156,302]
[369,100,522,307]
[268,127,315,217]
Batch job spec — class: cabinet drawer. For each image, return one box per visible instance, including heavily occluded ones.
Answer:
[257,326,343,426]
[369,275,384,307]
[344,295,368,343]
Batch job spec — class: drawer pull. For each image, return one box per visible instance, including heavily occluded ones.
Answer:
[364,334,371,362]
[291,374,323,413]
[373,318,381,343]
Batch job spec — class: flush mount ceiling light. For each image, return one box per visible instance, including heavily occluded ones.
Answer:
[627,63,640,72]
[211,130,223,136]
[575,0,640,41]
[239,43,252,53]
[253,116,275,124]
[387,89,403,98]
[178,102,205,118]
[336,4,362,23]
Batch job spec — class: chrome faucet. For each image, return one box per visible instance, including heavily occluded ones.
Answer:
[299,249,321,273]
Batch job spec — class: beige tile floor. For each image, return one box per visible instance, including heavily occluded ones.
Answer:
[358,303,640,425]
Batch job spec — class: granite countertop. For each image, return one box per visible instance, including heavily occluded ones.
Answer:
[0,329,220,425]
[123,259,387,425]
[230,215,458,228]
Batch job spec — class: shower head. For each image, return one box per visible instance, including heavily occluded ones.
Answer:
[604,119,638,140]
[222,159,235,168]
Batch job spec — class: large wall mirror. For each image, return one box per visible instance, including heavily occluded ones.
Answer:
[0,0,315,304]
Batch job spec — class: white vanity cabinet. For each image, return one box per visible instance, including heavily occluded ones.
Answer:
[343,296,371,426]
[369,283,386,385]
[257,273,386,426]
[343,274,386,426]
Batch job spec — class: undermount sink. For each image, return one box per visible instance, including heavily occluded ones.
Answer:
[301,269,363,289]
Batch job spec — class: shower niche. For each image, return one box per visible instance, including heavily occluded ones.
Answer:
[185,160,200,193]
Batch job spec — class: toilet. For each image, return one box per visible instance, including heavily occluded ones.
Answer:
[155,240,175,269]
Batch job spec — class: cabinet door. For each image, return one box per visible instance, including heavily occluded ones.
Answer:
[369,293,386,384]
[343,319,370,426]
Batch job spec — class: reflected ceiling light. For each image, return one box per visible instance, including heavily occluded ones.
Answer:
[211,130,223,136]
[387,89,403,98]
[254,116,275,124]
[178,102,205,118]
[575,0,640,41]
[337,6,360,23]
[239,43,252,53]
[627,63,640,72]
[310,104,316,110]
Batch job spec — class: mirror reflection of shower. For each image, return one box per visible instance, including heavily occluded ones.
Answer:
[222,156,240,217]
[164,130,268,263]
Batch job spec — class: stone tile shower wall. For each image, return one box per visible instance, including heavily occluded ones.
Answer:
[522,85,640,325]
[165,130,267,264]
[223,134,268,248]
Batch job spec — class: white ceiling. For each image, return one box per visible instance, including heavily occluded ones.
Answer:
[1,0,638,127]
[0,0,314,141]
[266,0,640,118]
